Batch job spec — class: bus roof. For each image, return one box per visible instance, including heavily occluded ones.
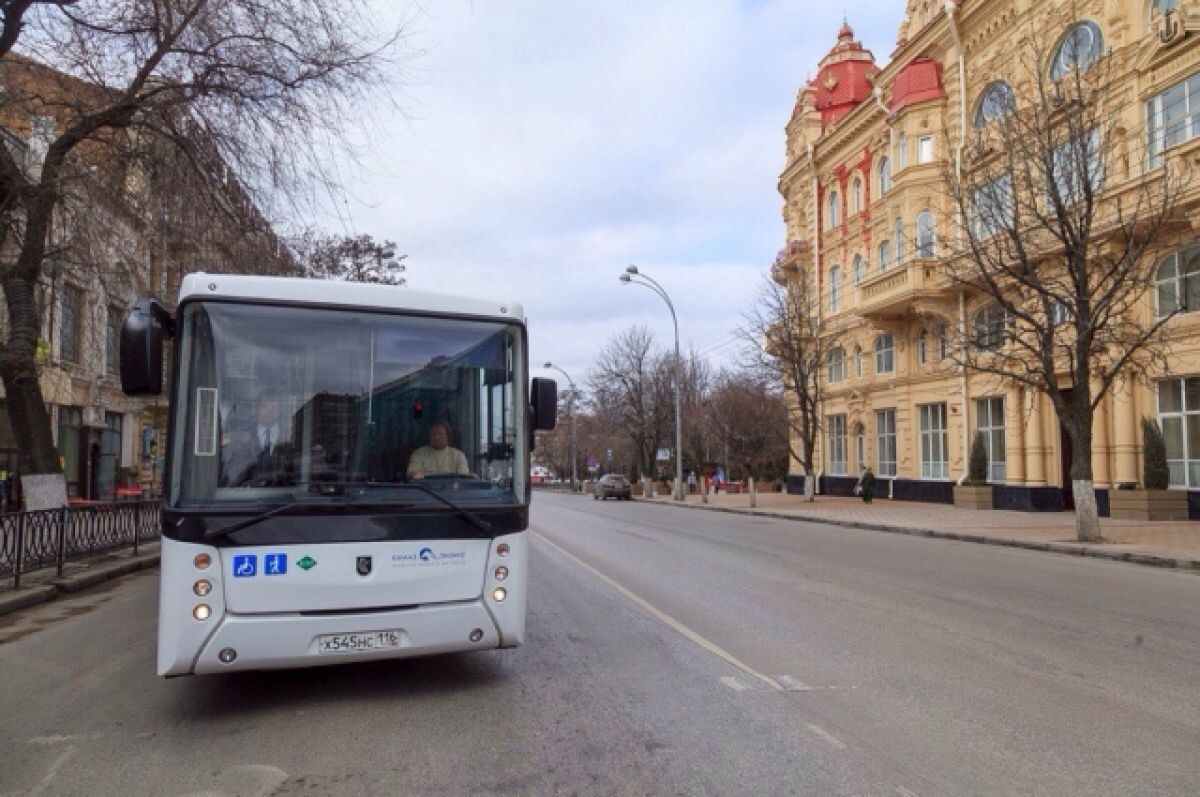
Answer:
[178,273,526,323]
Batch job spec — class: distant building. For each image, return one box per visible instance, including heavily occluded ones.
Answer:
[777,2,1200,513]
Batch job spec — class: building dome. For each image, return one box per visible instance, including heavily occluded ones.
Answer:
[812,22,878,129]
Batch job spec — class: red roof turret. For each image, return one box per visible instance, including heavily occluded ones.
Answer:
[812,22,878,130]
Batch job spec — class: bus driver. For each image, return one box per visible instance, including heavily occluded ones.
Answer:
[407,421,474,479]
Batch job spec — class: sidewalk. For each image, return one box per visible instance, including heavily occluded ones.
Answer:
[0,542,160,617]
[640,491,1200,573]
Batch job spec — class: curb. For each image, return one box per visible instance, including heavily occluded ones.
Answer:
[640,499,1200,575]
[0,551,160,618]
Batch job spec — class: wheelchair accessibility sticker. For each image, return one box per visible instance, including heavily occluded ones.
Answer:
[233,554,257,577]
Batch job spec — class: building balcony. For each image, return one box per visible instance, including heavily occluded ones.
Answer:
[772,239,813,284]
[853,257,950,320]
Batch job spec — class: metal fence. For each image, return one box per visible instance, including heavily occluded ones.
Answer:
[0,501,160,588]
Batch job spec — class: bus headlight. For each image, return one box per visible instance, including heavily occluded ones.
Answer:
[193,604,211,621]
[496,542,510,557]
[494,566,509,581]
[194,553,212,570]
[492,587,507,602]
[193,579,212,597]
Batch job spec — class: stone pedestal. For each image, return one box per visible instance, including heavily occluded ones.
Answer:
[953,484,994,509]
[1108,489,1189,521]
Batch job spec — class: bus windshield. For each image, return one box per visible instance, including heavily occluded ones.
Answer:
[168,301,526,509]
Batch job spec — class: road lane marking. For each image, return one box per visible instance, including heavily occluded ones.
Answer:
[720,676,750,691]
[29,746,76,796]
[777,675,813,691]
[805,723,847,750]
[895,787,920,797]
[533,531,784,691]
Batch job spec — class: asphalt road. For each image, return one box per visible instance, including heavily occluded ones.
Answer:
[1,492,1198,796]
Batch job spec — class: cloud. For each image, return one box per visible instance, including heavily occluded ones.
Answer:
[325,0,906,384]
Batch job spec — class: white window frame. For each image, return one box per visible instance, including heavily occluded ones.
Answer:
[973,303,1007,351]
[878,240,891,273]
[917,135,934,164]
[878,156,891,195]
[1050,21,1103,83]
[1157,377,1200,487]
[919,402,949,479]
[917,329,928,365]
[972,174,1013,240]
[827,346,846,383]
[1148,72,1200,170]
[974,80,1015,127]
[830,266,842,312]
[827,414,848,475]
[853,255,865,284]
[827,191,841,228]
[876,409,897,477]
[875,333,895,374]
[1155,244,1200,318]
[897,133,908,168]
[916,211,935,258]
[894,219,906,263]
[975,396,1007,482]
[851,177,863,214]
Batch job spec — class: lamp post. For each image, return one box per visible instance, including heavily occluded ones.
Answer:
[619,265,684,501]
[543,361,577,491]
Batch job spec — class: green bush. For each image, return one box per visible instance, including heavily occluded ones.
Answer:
[967,430,989,485]
[1141,417,1170,490]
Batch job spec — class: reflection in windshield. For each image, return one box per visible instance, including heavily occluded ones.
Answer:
[169,301,524,508]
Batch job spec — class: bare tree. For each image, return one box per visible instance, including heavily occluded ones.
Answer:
[741,269,839,500]
[702,369,788,482]
[294,232,406,285]
[587,326,671,479]
[0,1,402,506]
[941,26,1192,541]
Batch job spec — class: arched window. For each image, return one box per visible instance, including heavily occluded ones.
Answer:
[974,81,1015,127]
[829,266,842,312]
[851,178,863,214]
[827,346,846,383]
[853,254,865,284]
[827,191,840,228]
[877,240,891,273]
[916,211,935,258]
[917,329,929,364]
[1050,21,1103,81]
[875,333,895,373]
[1156,244,1200,318]
[878,156,891,195]
[897,133,908,168]
[854,345,864,377]
[894,219,906,262]
[973,303,1007,351]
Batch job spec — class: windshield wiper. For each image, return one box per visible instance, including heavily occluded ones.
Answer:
[362,481,494,534]
[203,498,415,540]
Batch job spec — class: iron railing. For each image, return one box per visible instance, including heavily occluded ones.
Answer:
[0,500,160,588]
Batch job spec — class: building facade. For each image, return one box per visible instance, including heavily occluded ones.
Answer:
[0,58,299,502]
[777,0,1200,513]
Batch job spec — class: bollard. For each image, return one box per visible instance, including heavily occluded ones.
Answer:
[13,510,25,588]
[750,478,757,508]
[56,507,68,577]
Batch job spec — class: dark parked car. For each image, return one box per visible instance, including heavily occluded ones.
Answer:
[594,473,631,500]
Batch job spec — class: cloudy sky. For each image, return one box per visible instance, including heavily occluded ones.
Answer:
[330,1,907,388]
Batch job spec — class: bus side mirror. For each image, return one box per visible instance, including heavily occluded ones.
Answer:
[531,377,557,432]
[121,298,174,396]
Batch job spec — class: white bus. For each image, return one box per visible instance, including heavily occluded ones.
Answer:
[121,274,557,676]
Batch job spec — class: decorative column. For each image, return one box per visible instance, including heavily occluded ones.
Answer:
[1006,386,1025,484]
[1113,373,1139,486]
[1091,380,1111,489]
[1025,389,1046,486]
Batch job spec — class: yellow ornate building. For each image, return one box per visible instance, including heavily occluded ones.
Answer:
[777,0,1200,514]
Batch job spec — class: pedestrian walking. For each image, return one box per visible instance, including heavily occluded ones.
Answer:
[687,470,697,494]
[860,465,875,503]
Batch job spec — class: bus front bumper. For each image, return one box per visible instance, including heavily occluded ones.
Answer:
[186,600,506,675]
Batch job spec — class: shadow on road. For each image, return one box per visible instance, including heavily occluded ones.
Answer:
[167,649,517,720]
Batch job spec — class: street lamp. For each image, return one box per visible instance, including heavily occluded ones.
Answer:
[543,361,578,491]
[619,264,684,501]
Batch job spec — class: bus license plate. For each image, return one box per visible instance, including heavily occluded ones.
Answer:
[317,631,401,654]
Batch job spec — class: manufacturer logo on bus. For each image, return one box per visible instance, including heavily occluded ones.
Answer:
[356,556,372,576]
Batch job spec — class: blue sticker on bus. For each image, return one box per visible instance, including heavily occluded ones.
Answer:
[264,553,287,575]
[232,554,257,577]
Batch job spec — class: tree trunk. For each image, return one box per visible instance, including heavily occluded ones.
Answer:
[0,273,67,509]
[1069,414,1101,543]
[803,473,815,502]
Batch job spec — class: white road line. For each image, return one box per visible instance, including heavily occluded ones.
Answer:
[805,723,847,750]
[533,531,783,691]
[29,746,76,797]
[720,676,750,692]
[777,675,814,691]
[895,787,920,797]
